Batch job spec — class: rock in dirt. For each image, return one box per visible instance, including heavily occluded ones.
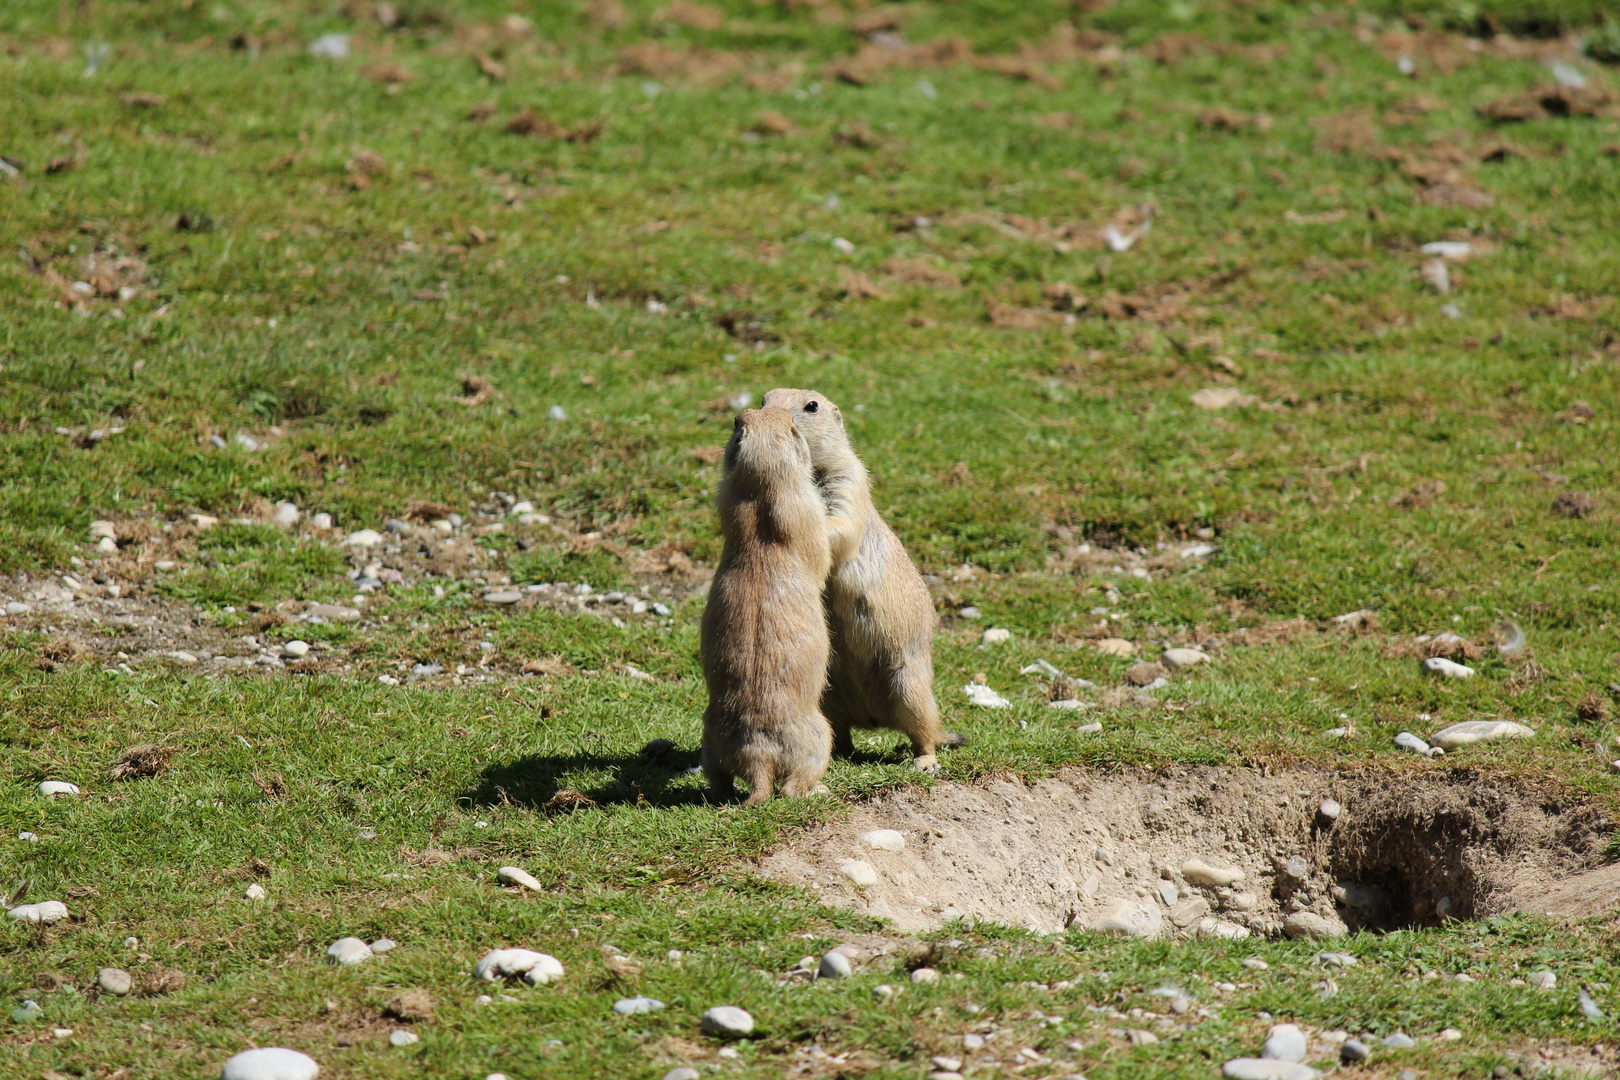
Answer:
[389,1030,419,1047]
[1161,648,1210,670]
[1283,911,1347,940]
[1340,1038,1370,1063]
[7,901,69,924]
[37,781,80,797]
[979,628,1011,646]
[1381,1032,1415,1048]
[282,640,311,659]
[272,502,300,527]
[1317,799,1341,822]
[1181,858,1244,887]
[1223,1060,1319,1080]
[1095,637,1135,657]
[474,948,564,984]
[97,967,133,996]
[961,684,1010,708]
[614,996,666,1015]
[1156,881,1179,906]
[1197,917,1251,940]
[1263,1024,1307,1063]
[700,1005,754,1038]
[910,967,939,984]
[327,937,372,965]
[497,866,543,891]
[1421,657,1474,679]
[1430,720,1534,750]
[220,1047,320,1080]
[343,529,384,548]
[1089,899,1163,938]
[1393,731,1436,756]
[860,829,905,852]
[818,952,853,979]
[1168,897,1210,927]
[839,860,879,886]
[484,590,522,605]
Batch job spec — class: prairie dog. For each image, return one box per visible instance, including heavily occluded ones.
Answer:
[699,408,834,804]
[760,388,954,771]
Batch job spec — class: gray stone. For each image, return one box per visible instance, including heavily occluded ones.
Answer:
[484,590,522,605]
[1317,799,1341,821]
[497,866,543,891]
[860,829,905,851]
[700,1005,754,1038]
[370,938,397,954]
[1393,731,1435,756]
[219,1047,321,1080]
[282,640,311,659]
[1162,648,1210,670]
[305,603,360,622]
[1157,881,1179,907]
[1430,720,1534,750]
[663,1070,702,1080]
[1089,900,1163,939]
[6,901,69,924]
[389,1030,419,1047]
[910,967,939,984]
[1282,856,1309,883]
[818,952,853,979]
[614,996,666,1015]
[1222,1059,1319,1080]
[1172,893,1211,932]
[1182,858,1244,887]
[839,861,878,887]
[97,967,133,996]
[326,937,371,965]
[1283,911,1347,940]
[343,529,384,548]
[1382,1032,1415,1048]
[1263,1024,1307,1063]
[5,601,32,615]
[1340,1039,1370,1063]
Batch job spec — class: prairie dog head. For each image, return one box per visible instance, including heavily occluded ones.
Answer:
[722,407,813,486]
[760,388,847,470]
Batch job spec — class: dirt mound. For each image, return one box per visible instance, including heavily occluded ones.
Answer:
[756,768,1610,936]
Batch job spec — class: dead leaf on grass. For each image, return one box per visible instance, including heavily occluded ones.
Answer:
[108,743,175,781]
[1577,691,1611,724]
[544,789,596,813]
[837,266,885,300]
[1477,84,1617,123]
[46,155,80,174]
[1556,400,1596,425]
[1190,387,1257,410]
[120,92,167,107]
[752,110,794,135]
[1416,180,1494,208]
[138,967,188,996]
[1552,491,1595,519]
[1313,105,1379,156]
[1392,479,1447,509]
[520,656,575,676]
[880,256,960,289]
[1534,295,1613,320]
[660,1,724,30]
[586,0,627,28]
[384,989,435,1022]
[40,637,85,663]
[363,62,415,85]
[474,53,506,81]
[690,446,725,464]
[986,299,1065,329]
[467,101,497,122]
[505,108,604,142]
[1197,107,1272,133]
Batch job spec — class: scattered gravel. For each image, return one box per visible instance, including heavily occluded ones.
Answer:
[700,1005,754,1038]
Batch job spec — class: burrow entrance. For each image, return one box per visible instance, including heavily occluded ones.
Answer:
[755,767,1615,937]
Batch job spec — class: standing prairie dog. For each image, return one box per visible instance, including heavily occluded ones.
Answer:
[699,408,834,804]
[761,388,958,771]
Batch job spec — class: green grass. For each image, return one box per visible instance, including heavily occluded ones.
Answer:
[4,0,1620,1076]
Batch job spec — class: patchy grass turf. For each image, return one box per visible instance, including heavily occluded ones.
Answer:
[3,0,1620,1077]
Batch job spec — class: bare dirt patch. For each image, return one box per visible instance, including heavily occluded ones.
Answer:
[757,768,1611,936]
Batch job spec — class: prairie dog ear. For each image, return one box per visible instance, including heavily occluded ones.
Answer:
[832,403,844,427]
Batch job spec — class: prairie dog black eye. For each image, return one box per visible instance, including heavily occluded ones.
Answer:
[804,400,819,413]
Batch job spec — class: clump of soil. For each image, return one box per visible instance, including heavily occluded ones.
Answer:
[757,767,1609,936]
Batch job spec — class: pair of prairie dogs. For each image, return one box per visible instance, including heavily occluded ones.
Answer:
[700,388,958,805]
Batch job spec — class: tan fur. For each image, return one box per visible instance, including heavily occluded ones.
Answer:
[699,408,834,804]
[761,388,956,771]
